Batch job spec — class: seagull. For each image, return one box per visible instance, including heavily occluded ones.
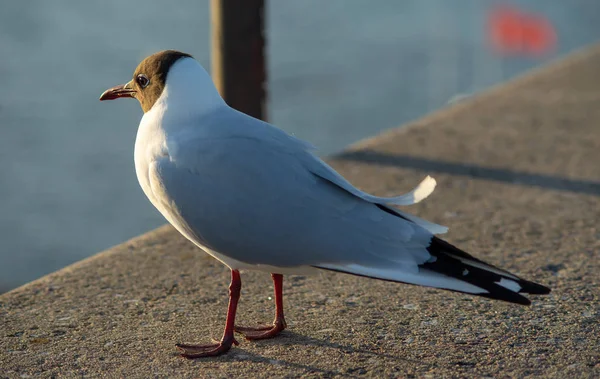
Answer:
[100,50,550,358]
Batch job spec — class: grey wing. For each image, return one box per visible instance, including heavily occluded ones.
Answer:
[298,154,448,235]
[150,133,434,270]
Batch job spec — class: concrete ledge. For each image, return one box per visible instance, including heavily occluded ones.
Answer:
[2,45,600,377]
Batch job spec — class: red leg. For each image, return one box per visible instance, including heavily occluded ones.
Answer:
[176,269,241,358]
[235,273,287,340]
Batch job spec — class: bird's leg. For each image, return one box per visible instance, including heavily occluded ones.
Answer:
[235,273,287,340]
[176,269,241,358]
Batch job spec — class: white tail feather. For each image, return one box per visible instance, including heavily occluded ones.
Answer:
[382,175,438,205]
[308,155,438,206]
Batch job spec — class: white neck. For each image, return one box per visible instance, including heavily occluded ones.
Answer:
[148,57,226,128]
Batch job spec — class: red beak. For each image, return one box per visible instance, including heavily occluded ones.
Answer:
[99,81,136,101]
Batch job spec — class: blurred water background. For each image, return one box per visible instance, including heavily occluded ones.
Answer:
[1,1,599,292]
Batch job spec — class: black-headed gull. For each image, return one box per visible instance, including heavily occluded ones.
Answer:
[100,50,550,358]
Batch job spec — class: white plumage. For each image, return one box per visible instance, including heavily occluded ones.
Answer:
[132,58,470,290]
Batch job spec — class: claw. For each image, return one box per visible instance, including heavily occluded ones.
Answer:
[176,336,238,358]
[178,343,232,359]
[234,319,286,341]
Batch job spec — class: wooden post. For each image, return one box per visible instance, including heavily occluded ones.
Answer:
[211,0,267,121]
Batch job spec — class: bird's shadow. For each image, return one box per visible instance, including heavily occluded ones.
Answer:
[264,330,404,361]
[175,331,417,375]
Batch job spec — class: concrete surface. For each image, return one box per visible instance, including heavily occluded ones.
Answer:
[2,45,600,378]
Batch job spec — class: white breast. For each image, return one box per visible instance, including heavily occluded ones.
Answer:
[134,56,225,209]
[134,107,168,212]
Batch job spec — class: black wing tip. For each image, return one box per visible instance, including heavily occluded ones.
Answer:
[427,237,552,296]
[479,286,532,305]
[471,278,550,305]
[519,280,551,295]
[486,295,532,306]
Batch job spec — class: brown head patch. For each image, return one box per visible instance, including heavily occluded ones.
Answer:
[131,50,193,112]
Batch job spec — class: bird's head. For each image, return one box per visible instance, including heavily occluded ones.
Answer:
[100,50,222,114]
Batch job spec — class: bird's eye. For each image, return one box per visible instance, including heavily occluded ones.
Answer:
[136,74,150,88]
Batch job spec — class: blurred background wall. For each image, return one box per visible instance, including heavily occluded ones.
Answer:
[1,0,599,292]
